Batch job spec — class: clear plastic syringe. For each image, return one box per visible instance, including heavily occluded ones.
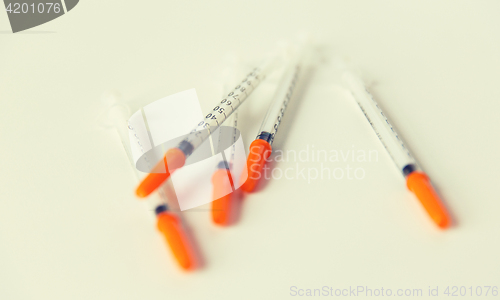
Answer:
[241,45,307,192]
[136,52,281,198]
[106,97,196,270]
[211,110,238,225]
[210,63,241,225]
[342,72,451,229]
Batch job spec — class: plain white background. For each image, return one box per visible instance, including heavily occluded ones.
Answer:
[1,1,499,299]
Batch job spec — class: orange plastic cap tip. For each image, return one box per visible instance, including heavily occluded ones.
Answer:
[406,172,451,229]
[240,139,272,193]
[212,194,232,225]
[156,212,194,270]
[135,148,186,198]
[211,169,234,225]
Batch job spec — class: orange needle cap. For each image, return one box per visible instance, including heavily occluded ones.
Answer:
[406,171,451,229]
[156,212,194,270]
[211,169,234,225]
[135,148,186,198]
[240,139,272,193]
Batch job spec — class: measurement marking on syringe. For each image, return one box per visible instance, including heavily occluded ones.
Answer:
[171,61,272,154]
[254,64,301,145]
[343,73,421,176]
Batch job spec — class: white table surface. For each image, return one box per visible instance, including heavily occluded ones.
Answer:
[1,1,499,299]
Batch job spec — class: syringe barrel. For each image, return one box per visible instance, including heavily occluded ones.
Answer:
[342,73,418,175]
[181,56,278,155]
[215,110,239,170]
[256,46,305,145]
[257,66,301,145]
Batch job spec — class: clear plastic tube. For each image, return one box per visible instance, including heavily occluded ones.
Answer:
[211,81,240,225]
[342,72,418,175]
[255,45,307,145]
[183,56,278,152]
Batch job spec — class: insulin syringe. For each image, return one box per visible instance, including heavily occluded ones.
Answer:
[342,73,451,229]
[241,47,306,192]
[136,53,280,198]
[211,110,238,225]
[107,100,195,270]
